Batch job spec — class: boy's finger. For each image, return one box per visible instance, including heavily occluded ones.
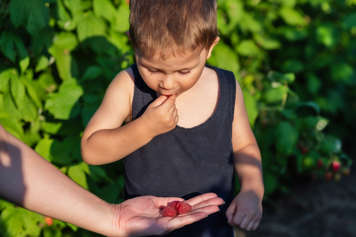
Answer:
[239,215,250,229]
[246,220,255,231]
[161,94,176,108]
[225,202,236,223]
[252,219,261,230]
[232,212,244,226]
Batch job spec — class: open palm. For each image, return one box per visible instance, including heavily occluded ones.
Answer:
[112,193,224,237]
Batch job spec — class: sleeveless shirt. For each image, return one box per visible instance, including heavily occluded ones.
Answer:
[123,64,236,237]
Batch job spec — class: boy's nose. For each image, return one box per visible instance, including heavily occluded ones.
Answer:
[159,75,175,89]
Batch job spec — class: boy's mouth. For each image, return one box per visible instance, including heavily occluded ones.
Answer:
[159,89,178,96]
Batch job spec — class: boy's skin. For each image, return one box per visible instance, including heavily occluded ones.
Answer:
[82,37,264,231]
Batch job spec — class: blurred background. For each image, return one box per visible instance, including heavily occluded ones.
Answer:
[0,0,355,236]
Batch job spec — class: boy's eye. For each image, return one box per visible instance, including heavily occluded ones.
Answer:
[178,71,190,75]
[148,68,159,73]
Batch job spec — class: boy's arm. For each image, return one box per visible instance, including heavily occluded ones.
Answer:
[231,80,264,198]
[81,69,177,165]
[225,79,264,231]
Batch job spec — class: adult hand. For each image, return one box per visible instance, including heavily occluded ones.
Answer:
[112,192,224,237]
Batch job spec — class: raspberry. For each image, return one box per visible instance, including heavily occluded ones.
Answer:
[44,217,53,226]
[176,201,192,214]
[168,201,180,209]
[161,205,177,217]
[331,161,341,172]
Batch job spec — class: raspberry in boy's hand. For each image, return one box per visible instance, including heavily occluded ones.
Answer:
[161,201,192,217]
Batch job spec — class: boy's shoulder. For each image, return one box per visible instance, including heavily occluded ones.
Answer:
[206,65,236,85]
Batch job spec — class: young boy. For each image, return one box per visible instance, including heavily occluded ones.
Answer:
[81,0,264,236]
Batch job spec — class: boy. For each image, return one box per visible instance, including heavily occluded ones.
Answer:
[81,0,264,236]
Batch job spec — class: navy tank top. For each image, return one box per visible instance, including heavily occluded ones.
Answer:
[123,64,236,237]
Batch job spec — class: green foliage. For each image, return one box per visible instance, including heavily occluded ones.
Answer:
[0,0,354,235]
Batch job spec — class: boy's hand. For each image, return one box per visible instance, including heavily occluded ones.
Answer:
[226,190,262,231]
[142,95,178,136]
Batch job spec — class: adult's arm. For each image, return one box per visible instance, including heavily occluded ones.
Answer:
[0,125,223,236]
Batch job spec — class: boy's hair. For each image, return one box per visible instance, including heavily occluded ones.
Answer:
[129,0,218,58]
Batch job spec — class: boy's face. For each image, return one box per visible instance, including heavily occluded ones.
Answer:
[135,39,218,97]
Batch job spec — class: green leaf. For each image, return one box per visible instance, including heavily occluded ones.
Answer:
[35,56,49,72]
[282,59,304,73]
[112,3,130,32]
[53,32,78,51]
[331,63,353,83]
[57,0,77,31]
[267,71,295,84]
[68,163,88,189]
[88,166,111,183]
[9,0,49,35]
[0,69,17,93]
[208,43,240,75]
[10,76,38,122]
[243,90,258,126]
[49,45,72,81]
[0,117,24,141]
[275,121,299,155]
[77,12,107,41]
[41,121,62,134]
[320,135,342,155]
[0,32,28,63]
[240,13,262,33]
[280,7,307,26]
[2,93,21,121]
[237,40,261,57]
[45,78,83,119]
[51,136,81,165]
[263,85,288,104]
[93,0,117,22]
[316,24,337,47]
[10,76,26,110]
[35,137,54,161]
[0,200,14,211]
[19,56,30,74]
[82,66,102,81]
[343,13,356,30]
[264,172,278,195]
[1,207,42,236]
[254,34,281,50]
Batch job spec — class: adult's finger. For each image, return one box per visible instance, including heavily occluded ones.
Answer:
[166,208,216,231]
[191,197,225,210]
[153,196,184,207]
[185,193,218,206]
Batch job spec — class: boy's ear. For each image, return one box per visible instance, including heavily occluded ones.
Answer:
[207,36,220,59]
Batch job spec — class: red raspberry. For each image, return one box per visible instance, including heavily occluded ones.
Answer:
[168,201,180,209]
[331,161,341,172]
[161,205,177,217]
[176,201,192,214]
[44,217,53,226]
